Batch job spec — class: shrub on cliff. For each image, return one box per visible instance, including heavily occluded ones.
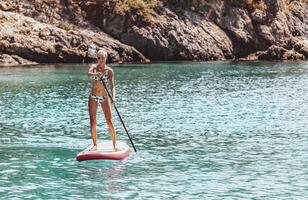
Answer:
[164,0,210,13]
[228,0,267,11]
[164,0,268,13]
[92,0,158,24]
[82,0,269,24]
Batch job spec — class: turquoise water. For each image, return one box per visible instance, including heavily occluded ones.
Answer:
[0,62,308,199]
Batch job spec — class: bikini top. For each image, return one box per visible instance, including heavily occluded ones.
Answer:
[92,66,110,88]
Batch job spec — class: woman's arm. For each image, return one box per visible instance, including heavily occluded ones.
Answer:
[88,64,95,76]
[109,68,116,103]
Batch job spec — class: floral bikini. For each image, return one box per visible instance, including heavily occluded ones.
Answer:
[90,66,110,104]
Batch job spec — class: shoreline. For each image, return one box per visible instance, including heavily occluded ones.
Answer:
[1,59,307,68]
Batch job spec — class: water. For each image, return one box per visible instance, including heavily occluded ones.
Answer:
[0,62,308,199]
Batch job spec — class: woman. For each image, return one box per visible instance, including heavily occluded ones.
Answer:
[88,49,116,151]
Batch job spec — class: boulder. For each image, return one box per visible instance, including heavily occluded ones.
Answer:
[0,10,146,64]
[0,53,36,65]
[258,45,287,60]
[282,49,305,60]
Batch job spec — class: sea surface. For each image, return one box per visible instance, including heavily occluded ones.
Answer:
[0,61,307,199]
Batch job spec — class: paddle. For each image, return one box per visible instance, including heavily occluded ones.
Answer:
[100,77,137,152]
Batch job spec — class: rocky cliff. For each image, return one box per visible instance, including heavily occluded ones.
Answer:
[0,0,307,65]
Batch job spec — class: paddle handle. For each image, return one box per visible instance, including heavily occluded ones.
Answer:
[101,77,137,152]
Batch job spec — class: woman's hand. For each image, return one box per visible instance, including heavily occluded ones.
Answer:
[111,98,116,105]
[88,72,101,77]
[96,72,103,77]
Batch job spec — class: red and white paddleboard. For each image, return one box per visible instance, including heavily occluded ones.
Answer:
[76,140,130,161]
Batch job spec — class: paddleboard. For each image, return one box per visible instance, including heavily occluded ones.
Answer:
[76,140,130,161]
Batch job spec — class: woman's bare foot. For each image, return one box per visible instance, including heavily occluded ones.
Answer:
[113,146,118,151]
[90,144,97,151]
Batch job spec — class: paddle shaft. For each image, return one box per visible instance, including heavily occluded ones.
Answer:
[101,77,137,152]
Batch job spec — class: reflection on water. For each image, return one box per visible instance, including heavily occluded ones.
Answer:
[0,61,308,199]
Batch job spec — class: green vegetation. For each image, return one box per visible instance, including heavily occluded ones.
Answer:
[96,0,158,24]
[91,0,269,23]
[1,34,9,41]
[228,0,268,11]
[165,0,268,12]
[58,22,77,31]
[164,0,209,10]
[163,0,209,15]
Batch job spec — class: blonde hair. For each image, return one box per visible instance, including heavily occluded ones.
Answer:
[97,49,108,60]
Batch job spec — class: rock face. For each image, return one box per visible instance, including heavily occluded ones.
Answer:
[209,0,308,57]
[119,9,234,61]
[0,54,36,65]
[257,45,305,60]
[81,1,234,61]
[243,36,308,61]
[81,0,308,61]
[212,2,260,57]
[0,0,307,64]
[0,2,146,65]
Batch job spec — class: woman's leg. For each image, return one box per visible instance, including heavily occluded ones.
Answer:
[88,96,98,149]
[101,99,117,149]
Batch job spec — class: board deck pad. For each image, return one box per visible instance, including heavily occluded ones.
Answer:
[76,140,130,161]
